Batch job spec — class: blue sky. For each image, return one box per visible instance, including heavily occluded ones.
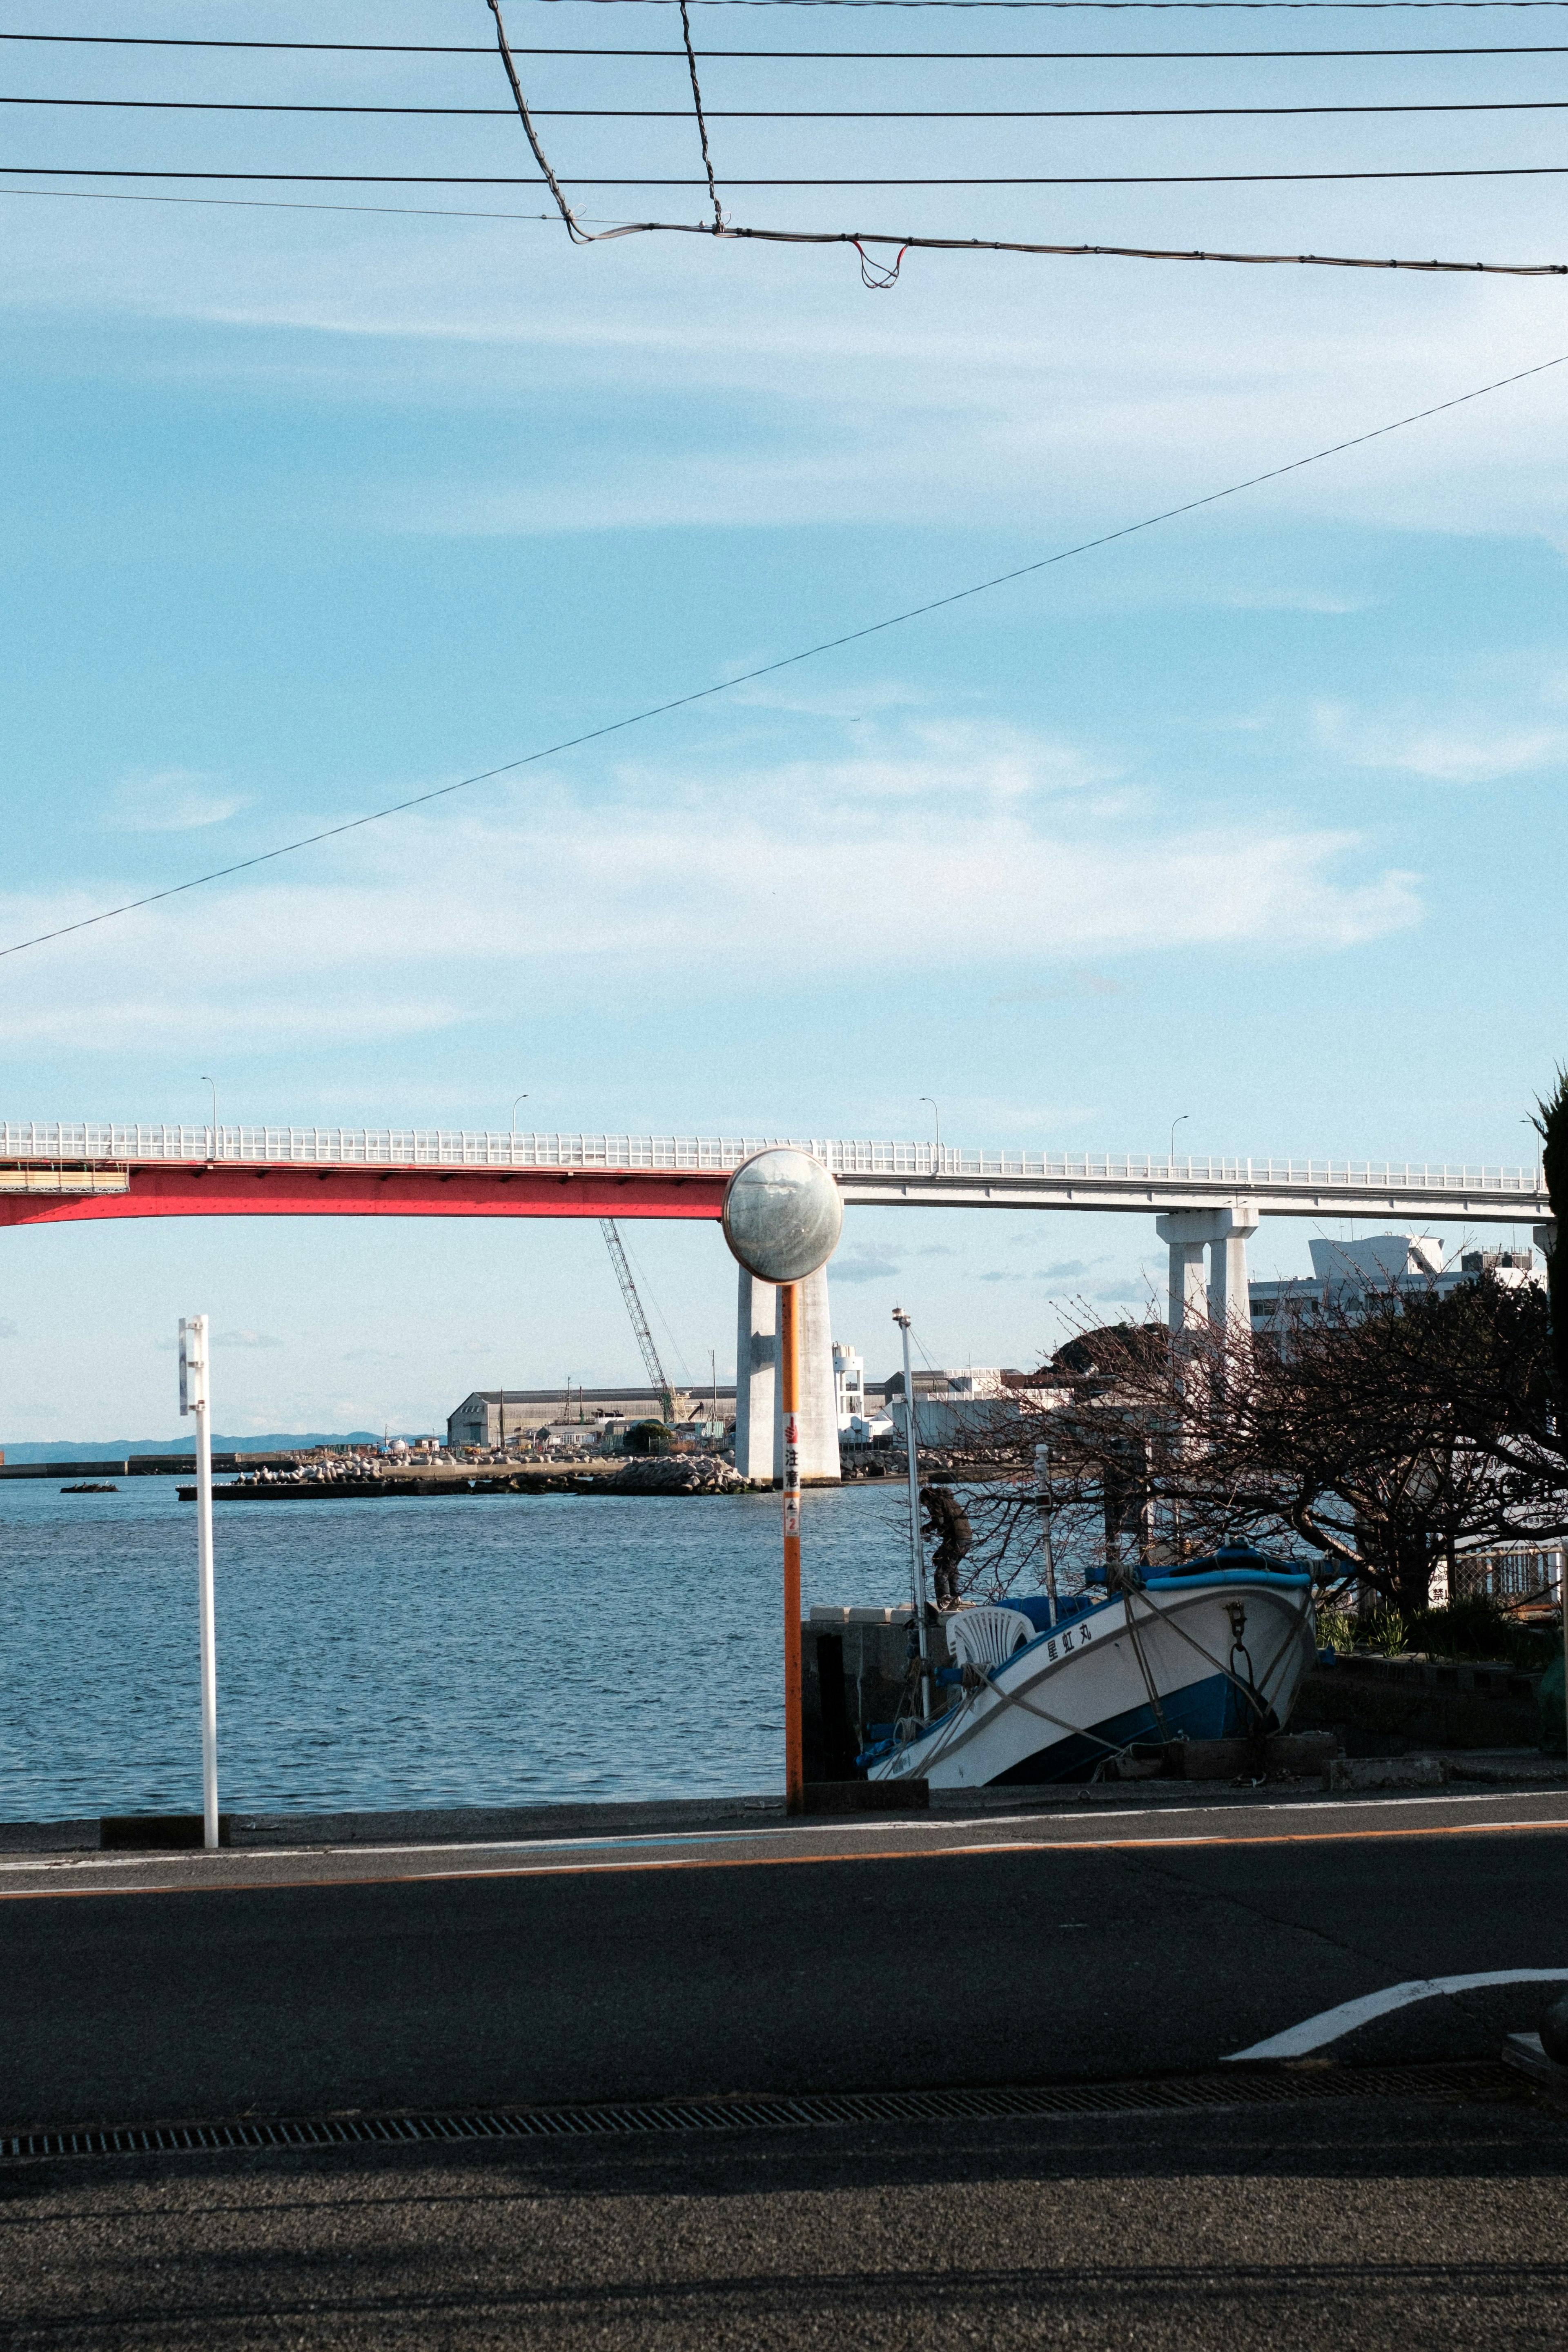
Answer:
[0,0,1563,1438]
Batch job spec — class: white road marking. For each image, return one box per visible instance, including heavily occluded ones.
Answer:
[1223,1969,1568,2060]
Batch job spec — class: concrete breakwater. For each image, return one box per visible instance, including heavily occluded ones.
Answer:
[173,1453,878,1501]
[181,1453,761,1501]
[1,1452,307,1481]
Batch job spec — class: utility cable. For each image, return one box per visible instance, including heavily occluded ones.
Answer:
[10,30,1568,51]
[3,345,1564,965]
[5,182,1562,272]
[537,3,1568,10]
[679,0,726,226]
[16,164,1568,184]
[24,97,1568,118]
[7,181,1562,272]
[486,0,588,240]
[542,2,1568,10]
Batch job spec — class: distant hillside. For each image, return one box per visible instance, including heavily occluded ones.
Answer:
[0,1432,385,1463]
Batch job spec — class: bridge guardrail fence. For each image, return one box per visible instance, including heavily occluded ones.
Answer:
[0,1123,1547,1196]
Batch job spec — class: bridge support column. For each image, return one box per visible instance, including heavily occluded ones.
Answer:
[1208,1203,1259,1326]
[735,1262,842,1483]
[782,1263,842,1485]
[1156,1220,1209,1333]
[1155,1203,1259,1333]
[734,1268,777,1480]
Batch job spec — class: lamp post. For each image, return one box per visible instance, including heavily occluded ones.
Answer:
[178,1315,219,1850]
[201,1076,217,1158]
[721,1148,843,1815]
[893,1306,932,1716]
[1035,1441,1060,1604]
[1169,1113,1189,1167]
[921,1096,942,1172]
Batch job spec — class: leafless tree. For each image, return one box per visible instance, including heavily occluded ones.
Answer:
[952,1277,1568,1620]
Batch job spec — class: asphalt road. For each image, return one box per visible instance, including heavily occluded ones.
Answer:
[3,2093,1566,2349]
[2,1790,1565,2131]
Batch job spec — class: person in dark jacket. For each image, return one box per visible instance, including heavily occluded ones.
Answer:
[920,1479,973,1606]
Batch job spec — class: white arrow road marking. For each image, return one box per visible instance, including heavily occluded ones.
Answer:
[1224,1970,1568,2061]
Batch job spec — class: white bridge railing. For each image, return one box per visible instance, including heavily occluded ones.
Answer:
[0,1123,1548,1196]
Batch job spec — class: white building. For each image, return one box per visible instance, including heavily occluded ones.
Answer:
[1250,1233,1541,1332]
[884,1367,1009,1451]
[833,1343,866,1432]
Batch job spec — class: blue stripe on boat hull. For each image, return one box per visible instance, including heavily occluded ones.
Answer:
[986,1669,1255,1785]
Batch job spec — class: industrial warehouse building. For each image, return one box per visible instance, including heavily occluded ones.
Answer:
[447,1387,735,1449]
[448,1351,1042,1452]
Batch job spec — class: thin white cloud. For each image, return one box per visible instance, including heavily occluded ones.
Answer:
[1225,591,1371,615]
[109,769,247,833]
[1314,703,1567,785]
[1094,1278,1160,1305]
[9,189,1566,548]
[0,719,1419,1052]
[831,1246,904,1285]
[991,973,1131,1007]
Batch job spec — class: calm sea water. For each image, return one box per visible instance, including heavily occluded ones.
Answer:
[0,1480,914,1821]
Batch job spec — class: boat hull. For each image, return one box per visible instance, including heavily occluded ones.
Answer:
[867,1574,1315,1789]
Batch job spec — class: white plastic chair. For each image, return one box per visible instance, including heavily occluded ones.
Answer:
[947,1606,1032,1673]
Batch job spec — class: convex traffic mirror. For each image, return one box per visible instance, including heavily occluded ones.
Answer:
[721,1148,843,1285]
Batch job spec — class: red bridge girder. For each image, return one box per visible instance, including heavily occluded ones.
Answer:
[0,1166,728,1229]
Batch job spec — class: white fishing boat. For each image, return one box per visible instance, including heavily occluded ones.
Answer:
[860,1547,1317,1788]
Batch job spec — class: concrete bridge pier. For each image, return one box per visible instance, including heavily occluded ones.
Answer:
[1154,1203,1260,1333]
[733,1265,842,1483]
[733,1269,778,1480]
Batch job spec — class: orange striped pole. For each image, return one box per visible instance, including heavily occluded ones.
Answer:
[780,1278,804,1814]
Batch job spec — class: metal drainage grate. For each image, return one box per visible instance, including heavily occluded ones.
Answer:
[0,2060,1521,2165]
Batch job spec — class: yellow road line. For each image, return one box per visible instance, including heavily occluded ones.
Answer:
[1,1813,1564,1902]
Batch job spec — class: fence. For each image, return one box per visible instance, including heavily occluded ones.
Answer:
[1443,1549,1564,1610]
[0,1123,1548,1195]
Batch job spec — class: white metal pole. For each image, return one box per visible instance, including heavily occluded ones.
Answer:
[893,1308,931,1717]
[1036,1441,1060,1606]
[181,1314,219,1849]
[196,1385,218,1848]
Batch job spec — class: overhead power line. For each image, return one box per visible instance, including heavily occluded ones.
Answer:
[18,96,1568,117]
[4,348,1565,967]
[14,165,1568,183]
[8,30,1568,52]
[12,0,1568,272]
[535,2,1568,9]
[1,181,1562,272]
[679,0,726,227]
[536,2,1568,9]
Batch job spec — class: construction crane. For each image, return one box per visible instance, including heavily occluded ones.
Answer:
[600,1219,686,1428]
